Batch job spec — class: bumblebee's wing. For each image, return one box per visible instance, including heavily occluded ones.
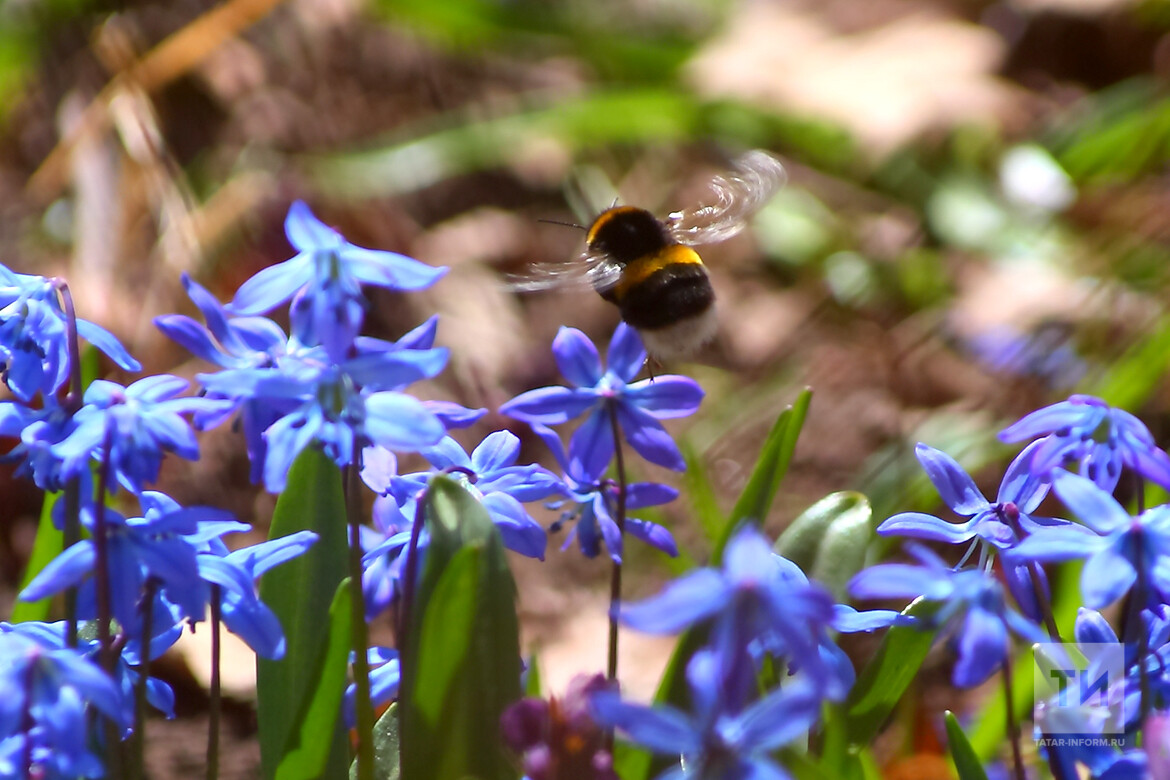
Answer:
[667,150,787,246]
[504,248,623,293]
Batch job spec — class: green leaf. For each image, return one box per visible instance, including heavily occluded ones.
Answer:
[524,654,542,697]
[257,448,350,780]
[680,440,725,546]
[945,712,989,780]
[277,579,354,780]
[774,491,873,601]
[11,492,60,623]
[399,476,522,780]
[358,703,400,780]
[713,388,812,560]
[843,597,939,747]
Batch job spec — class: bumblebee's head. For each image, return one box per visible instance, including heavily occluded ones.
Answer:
[586,206,672,266]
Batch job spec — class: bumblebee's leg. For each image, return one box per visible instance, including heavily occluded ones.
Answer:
[646,356,662,382]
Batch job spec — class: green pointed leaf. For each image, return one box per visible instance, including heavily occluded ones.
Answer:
[524,654,542,697]
[843,597,940,746]
[680,440,725,545]
[12,492,60,623]
[257,448,350,780]
[945,712,989,780]
[276,579,354,780]
[714,388,812,559]
[399,476,522,780]
[357,703,400,780]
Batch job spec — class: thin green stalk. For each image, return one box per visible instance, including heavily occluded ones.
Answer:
[396,489,427,773]
[1001,655,1026,780]
[346,448,374,780]
[207,587,221,780]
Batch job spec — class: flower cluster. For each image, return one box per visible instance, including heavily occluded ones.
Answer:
[852,393,1170,777]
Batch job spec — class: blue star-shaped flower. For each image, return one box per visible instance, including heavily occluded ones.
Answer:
[1013,470,1170,608]
[532,422,678,563]
[50,375,232,493]
[879,441,1063,549]
[501,323,703,476]
[229,201,447,360]
[1000,394,1170,492]
[591,649,826,780]
[0,264,139,401]
[849,544,1045,687]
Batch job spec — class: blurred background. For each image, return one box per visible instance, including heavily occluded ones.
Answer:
[4,0,1170,775]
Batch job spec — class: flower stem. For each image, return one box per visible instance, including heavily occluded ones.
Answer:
[92,424,116,672]
[346,448,374,780]
[1001,654,1026,780]
[93,424,123,776]
[606,403,628,687]
[63,475,81,648]
[131,579,158,780]
[206,587,221,780]
[56,281,83,649]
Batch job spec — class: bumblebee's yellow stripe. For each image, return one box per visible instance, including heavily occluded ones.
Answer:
[613,244,704,301]
[586,206,644,245]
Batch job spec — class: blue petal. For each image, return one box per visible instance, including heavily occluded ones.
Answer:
[1013,526,1101,561]
[1081,545,1137,608]
[154,316,233,367]
[346,247,448,291]
[953,607,1006,687]
[831,604,902,632]
[849,563,952,601]
[589,692,700,754]
[481,493,547,560]
[999,400,1086,443]
[500,386,597,425]
[998,439,1051,511]
[615,403,685,472]
[625,482,678,509]
[606,322,647,382]
[1073,607,1118,646]
[363,392,446,451]
[20,542,94,600]
[230,254,312,314]
[360,446,397,494]
[1052,471,1130,534]
[471,430,521,472]
[626,519,678,556]
[263,406,323,492]
[914,444,987,515]
[568,409,616,480]
[624,376,704,419]
[75,319,141,371]
[619,569,731,634]
[877,512,976,544]
[552,327,603,388]
[732,680,822,752]
[284,200,340,251]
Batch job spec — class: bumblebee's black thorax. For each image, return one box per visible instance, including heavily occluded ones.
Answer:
[586,206,672,266]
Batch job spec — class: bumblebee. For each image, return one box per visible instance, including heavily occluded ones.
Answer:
[510,150,787,361]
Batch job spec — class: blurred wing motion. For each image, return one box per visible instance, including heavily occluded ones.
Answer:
[504,248,623,293]
[667,150,788,245]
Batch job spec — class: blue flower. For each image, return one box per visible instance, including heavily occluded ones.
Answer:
[591,648,825,780]
[618,526,848,703]
[389,431,562,559]
[0,265,139,401]
[195,530,319,659]
[0,629,128,779]
[849,544,1045,687]
[532,423,677,562]
[344,647,399,728]
[501,324,703,475]
[229,201,447,359]
[19,491,235,638]
[197,347,448,492]
[1012,471,1170,608]
[879,441,1061,549]
[1000,394,1170,492]
[0,399,78,491]
[50,375,232,493]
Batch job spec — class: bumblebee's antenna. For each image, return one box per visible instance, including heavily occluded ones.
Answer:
[538,218,586,231]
